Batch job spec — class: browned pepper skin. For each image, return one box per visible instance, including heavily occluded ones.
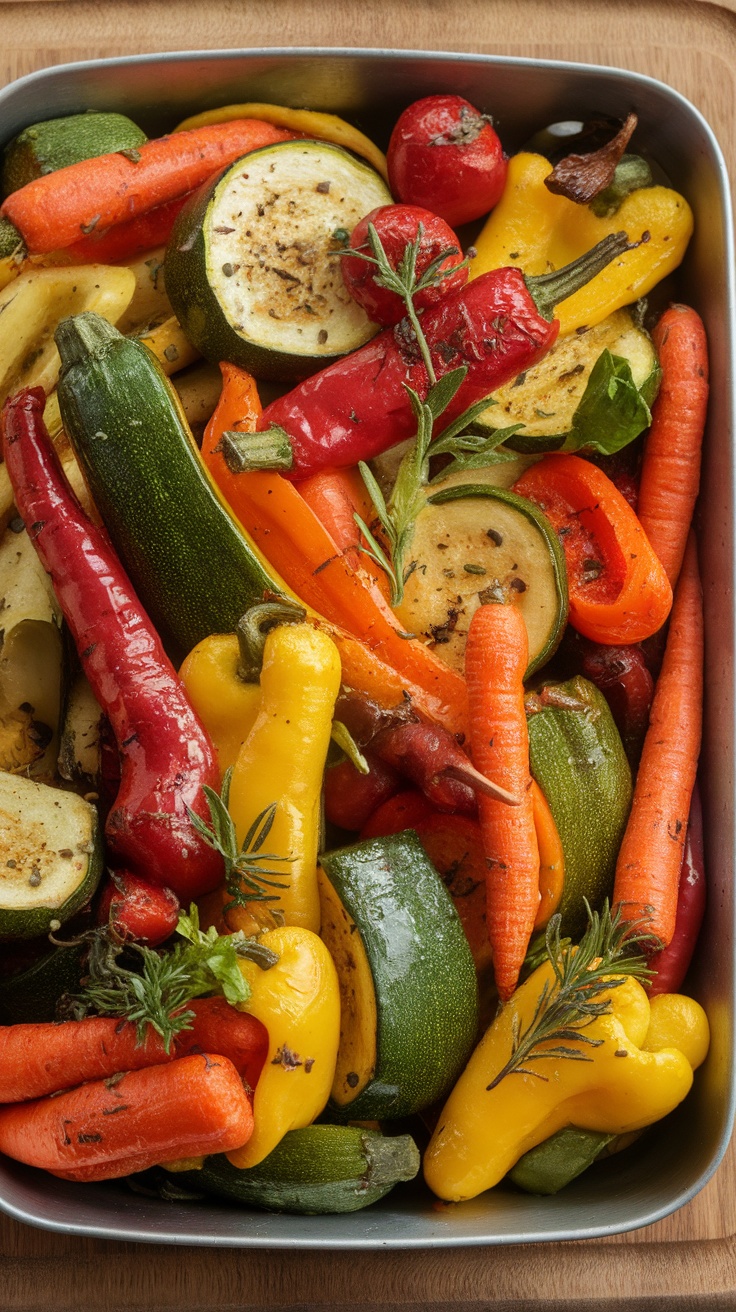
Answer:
[258,269,559,479]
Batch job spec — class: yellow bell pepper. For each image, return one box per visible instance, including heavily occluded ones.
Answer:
[174,103,388,183]
[227,925,340,1168]
[423,962,708,1202]
[226,622,341,934]
[179,633,261,782]
[469,152,693,335]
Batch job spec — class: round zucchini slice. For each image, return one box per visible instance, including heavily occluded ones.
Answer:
[394,483,568,678]
[319,830,478,1122]
[165,140,392,383]
[0,771,103,939]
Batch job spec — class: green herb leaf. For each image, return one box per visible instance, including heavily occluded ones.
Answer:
[561,349,660,455]
[186,777,291,914]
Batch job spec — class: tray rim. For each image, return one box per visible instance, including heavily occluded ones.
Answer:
[0,41,733,1253]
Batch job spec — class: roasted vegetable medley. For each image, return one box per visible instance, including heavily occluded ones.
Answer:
[0,91,709,1212]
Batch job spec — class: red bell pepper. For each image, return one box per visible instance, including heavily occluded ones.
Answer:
[2,387,223,901]
[229,235,632,481]
[514,454,673,645]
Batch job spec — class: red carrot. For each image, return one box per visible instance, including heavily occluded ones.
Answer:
[1,120,295,254]
[465,602,539,1000]
[637,304,709,587]
[648,783,706,996]
[613,533,703,945]
[0,1054,253,1179]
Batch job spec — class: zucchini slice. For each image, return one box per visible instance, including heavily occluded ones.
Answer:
[0,771,103,938]
[165,140,391,382]
[319,831,478,1121]
[176,1125,420,1215]
[474,309,660,453]
[394,483,568,678]
[2,112,147,197]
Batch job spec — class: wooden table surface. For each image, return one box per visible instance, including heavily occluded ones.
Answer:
[1,0,736,1307]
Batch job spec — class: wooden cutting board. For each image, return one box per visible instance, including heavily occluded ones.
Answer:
[0,1,734,1307]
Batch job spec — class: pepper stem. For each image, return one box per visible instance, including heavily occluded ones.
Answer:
[525,231,638,321]
[236,598,307,682]
[222,426,293,475]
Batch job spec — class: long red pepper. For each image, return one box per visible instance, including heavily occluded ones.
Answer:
[226,234,632,481]
[2,387,223,900]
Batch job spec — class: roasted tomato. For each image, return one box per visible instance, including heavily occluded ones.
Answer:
[387,95,507,227]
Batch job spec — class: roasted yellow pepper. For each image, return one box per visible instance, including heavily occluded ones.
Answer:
[423,963,708,1202]
[179,633,261,781]
[469,152,693,335]
[173,102,388,183]
[226,622,341,934]
[227,925,340,1168]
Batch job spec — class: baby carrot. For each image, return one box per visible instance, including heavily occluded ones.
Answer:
[465,602,539,1001]
[1,120,295,254]
[637,305,709,588]
[0,1017,172,1104]
[0,1053,253,1179]
[613,532,703,945]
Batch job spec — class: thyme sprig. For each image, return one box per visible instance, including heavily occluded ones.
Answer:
[486,901,659,1092]
[67,906,276,1052]
[341,223,518,605]
[187,768,291,913]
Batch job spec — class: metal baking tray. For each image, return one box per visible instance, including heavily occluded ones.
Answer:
[0,47,733,1249]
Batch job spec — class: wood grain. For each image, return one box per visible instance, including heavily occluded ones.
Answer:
[0,0,735,1306]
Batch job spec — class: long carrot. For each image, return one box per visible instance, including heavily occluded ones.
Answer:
[613,532,703,945]
[201,362,469,737]
[1,120,295,254]
[0,1053,252,1180]
[637,304,709,587]
[297,465,390,595]
[465,602,539,1001]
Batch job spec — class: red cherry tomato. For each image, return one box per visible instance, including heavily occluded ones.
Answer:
[387,95,507,228]
[97,870,180,946]
[341,204,467,326]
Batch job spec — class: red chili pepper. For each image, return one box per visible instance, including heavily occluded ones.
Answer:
[2,388,223,901]
[574,637,654,765]
[647,783,706,996]
[514,454,672,645]
[230,235,631,481]
[97,871,180,946]
[65,194,189,265]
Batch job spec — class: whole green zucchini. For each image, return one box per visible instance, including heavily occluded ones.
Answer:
[55,313,285,657]
[527,675,632,938]
[175,1125,420,1214]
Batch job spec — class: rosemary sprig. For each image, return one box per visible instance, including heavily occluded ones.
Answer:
[68,905,277,1052]
[341,224,518,605]
[486,901,659,1091]
[187,768,291,914]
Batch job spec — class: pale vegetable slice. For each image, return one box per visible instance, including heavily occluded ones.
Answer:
[0,263,135,407]
[0,525,64,778]
[394,483,568,677]
[0,770,103,938]
[115,245,171,336]
[57,674,105,788]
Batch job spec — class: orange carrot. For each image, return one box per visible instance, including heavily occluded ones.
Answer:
[201,362,469,737]
[0,1053,253,1179]
[1,120,295,254]
[465,602,539,1000]
[613,532,703,945]
[637,305,709,587]
[0,1017,172,1103]
[297,466,390,596]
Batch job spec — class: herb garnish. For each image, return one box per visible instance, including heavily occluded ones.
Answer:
[486,901,658,1091]
[187,768,291,914]
[69,906,277,1052]
[342,224,520,605]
